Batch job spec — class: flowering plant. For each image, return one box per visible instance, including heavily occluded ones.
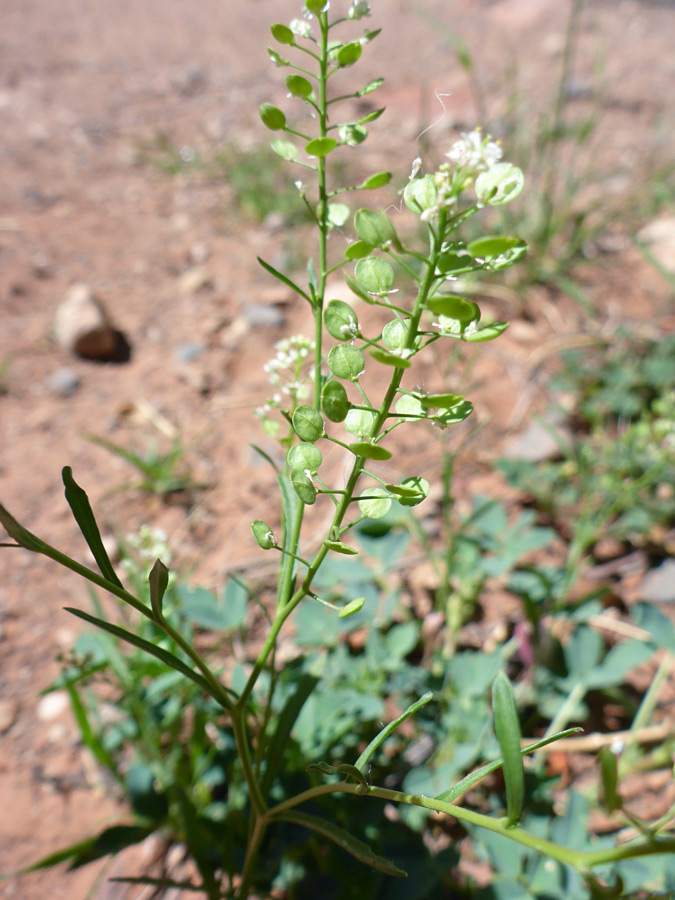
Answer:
[2,3,674,898]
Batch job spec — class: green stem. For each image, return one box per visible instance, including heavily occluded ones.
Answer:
[266,780,675,872]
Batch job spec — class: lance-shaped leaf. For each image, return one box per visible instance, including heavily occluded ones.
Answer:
[275,810,406,877]
[149,559,169,621]
[257,256,311,302]
[491,671,524,827]
[62,467,123,588]
[18,824,154,873]
[65,607,213,696]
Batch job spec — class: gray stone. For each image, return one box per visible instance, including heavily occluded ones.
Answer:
[47,368,81,397]
[243,304,285,328]
[53,283,117,359]
[174,341,206,364]
[640,559,675,604]
[502,418,569,463]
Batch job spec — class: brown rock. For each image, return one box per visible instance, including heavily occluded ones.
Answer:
[53,283,117,359]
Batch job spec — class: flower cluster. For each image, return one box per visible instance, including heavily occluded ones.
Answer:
[257,336,316,435]
[446,129,502,176]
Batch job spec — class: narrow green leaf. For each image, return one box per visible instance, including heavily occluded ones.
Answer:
[257,257,311,302]
[307,761,368,793]
[62,467,124,589]
[355,692,434,771]
[260,674,319,796]
[64,608,212,695]
[19,825,153,873]
[149,558,169,621]
[492,672,524,827]
[276,810,407,877]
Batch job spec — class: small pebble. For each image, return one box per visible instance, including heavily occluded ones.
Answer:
[244,304,285,328]
[640,559,675,604]
[174,341,206,364]
[37,691,69,722]
[0,699,19,734]
[47,368,81,397]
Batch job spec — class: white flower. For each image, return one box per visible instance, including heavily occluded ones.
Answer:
[290,17,312,37]
[446,130,502,175]
[348,0,370,19]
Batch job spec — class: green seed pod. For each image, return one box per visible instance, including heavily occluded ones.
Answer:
[286,73,312,98]
[344,408,375,438]
[403,174,437,215]
[358,487,392,519]
[322,380,351,422]
[354,208,397,248]
[475,162,524,206]
[426,295,480,324]
[491,671,524,827]
[382,318,408,352]
[290,468,317,505]
[339,596,366,618]
[271,23,294,44]
[287,441,322,472]
[327,344,365,381]
[395,394,425,418]
[251,520,276,550]
[259,103,287,131]
[354,257,395,295]
[324,300,359,341]
[292,406,324,442]
[394,476,429,507]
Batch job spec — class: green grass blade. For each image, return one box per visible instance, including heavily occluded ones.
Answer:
[62,467,123,589]
[64,682,121,783]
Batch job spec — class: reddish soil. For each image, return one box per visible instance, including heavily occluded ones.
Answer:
[1,0,673,897]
